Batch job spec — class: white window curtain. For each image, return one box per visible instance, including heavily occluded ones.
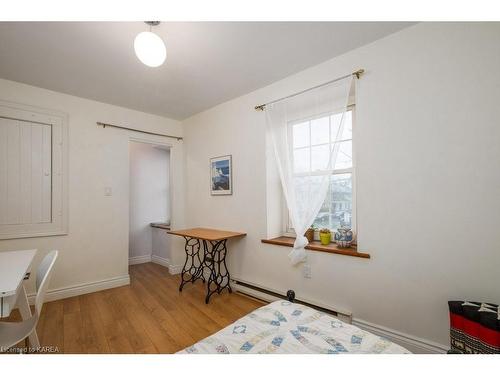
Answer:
[266,76,354,265]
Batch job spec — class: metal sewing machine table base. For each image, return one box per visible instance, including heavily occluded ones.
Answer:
[168,228,246,304]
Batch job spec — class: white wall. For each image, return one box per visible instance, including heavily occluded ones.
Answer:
[181,23,500,350]
[152,228,172,265]
[0,78,186,296]
[129,142,170,260]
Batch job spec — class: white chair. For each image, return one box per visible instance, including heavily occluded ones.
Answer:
[0,250,58,352]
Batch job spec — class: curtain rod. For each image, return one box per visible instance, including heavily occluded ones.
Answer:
[96,122,183,141]
[254,69,364,111]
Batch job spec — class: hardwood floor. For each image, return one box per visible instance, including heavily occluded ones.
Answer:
[3,262,264,354]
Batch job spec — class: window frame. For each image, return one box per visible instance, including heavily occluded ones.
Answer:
[0,100,68,240]
[282,104,356,241]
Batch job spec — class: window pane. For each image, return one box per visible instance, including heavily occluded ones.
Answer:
[293,121,310,148]
[311,144,330,171]
[294,175,323,221]
[332,140,352,170]
[310,116,329,146]
[331,111,352,141]
[313,173,352,231]
[293,148,310,173]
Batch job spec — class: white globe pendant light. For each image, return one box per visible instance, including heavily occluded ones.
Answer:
[134,21,166,67]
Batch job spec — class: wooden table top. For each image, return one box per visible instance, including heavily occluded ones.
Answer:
[168,227,246,241]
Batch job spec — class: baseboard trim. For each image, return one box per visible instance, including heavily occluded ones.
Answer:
[151,255,170,268]
[28,275,130,304]
[352,318,448,354]
[150,254,182,275]
[129,255,152,265]
[168,264,183,275]
[129,253,182,275]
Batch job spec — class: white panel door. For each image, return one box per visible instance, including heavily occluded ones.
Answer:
[0,117,52,225]
[0,101,67,240]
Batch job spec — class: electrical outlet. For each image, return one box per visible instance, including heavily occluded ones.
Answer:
[303,264,312,279]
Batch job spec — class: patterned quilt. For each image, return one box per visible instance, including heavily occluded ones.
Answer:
[179,300,410,354]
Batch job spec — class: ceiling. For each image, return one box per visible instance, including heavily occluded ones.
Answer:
[0,22,414,120]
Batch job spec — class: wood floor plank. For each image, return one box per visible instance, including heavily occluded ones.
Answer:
[63,311,85,353]
[79,294,111,354]
[109,289,158,353]
[63,296,81,315]
[40,300,64,353]
[139,263,221,337]
[26,262,265,353]
[130,272,197,348]
[130,305,176,353]
[91,289,135,353]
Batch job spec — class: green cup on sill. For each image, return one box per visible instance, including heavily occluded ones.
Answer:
[319,229,331,245]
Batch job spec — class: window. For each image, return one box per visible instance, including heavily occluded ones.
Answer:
[286,107,355,235]
[0,101,68,239]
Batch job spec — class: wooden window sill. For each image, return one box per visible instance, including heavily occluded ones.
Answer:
[261,236,370,259]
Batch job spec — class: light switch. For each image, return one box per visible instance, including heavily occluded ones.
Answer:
[104,187,112,196]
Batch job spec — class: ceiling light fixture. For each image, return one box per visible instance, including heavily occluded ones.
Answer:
[134,21,166,68]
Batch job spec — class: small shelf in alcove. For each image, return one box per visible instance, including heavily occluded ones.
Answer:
[150,222,171,230]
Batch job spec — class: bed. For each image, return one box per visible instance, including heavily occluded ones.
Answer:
[179,296,411,354]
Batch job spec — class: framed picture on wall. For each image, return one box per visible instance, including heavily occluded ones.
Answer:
[210,155,232,195]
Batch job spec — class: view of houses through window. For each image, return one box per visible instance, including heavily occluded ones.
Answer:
[314,173,352,231]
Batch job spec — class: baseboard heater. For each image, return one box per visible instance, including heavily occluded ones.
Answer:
[231,278,352,324]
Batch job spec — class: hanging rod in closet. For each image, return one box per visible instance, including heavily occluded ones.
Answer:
[96,121,183,141]
[254,69,364,111]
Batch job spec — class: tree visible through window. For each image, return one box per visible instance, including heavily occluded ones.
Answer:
[289,109,354,234]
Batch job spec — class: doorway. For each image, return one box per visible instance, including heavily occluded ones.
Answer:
[129,140,171,266]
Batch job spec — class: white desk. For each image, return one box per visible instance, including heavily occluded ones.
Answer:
[0,249,40,348]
